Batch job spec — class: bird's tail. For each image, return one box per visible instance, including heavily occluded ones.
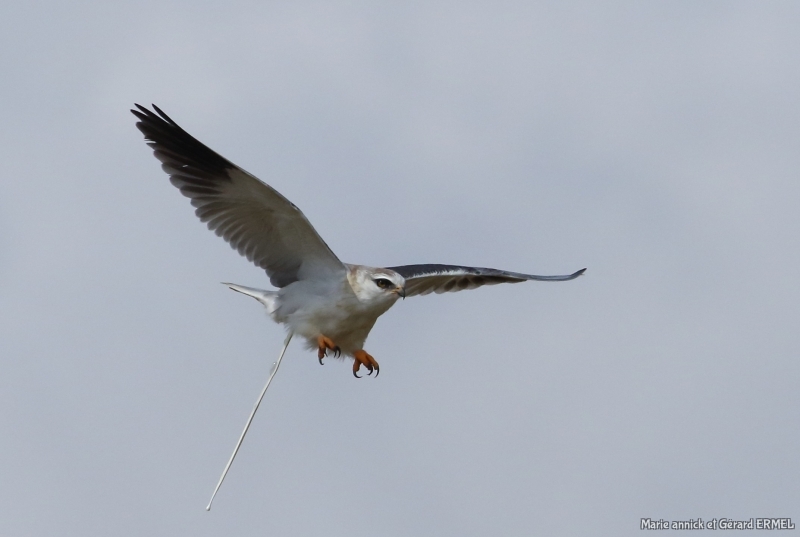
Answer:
[223,283,278,315]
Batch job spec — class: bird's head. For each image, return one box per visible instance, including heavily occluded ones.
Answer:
[347,265,406,303]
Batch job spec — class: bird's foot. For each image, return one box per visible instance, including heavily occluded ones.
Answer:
[352,350,379,378]
[317,335,340,365]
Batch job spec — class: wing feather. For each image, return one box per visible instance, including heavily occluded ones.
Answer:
[387,264,586,297]
[132,104,346,288]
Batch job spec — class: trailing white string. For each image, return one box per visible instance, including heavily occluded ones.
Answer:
[206,332,293,511]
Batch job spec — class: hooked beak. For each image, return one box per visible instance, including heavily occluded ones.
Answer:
[394,286,406,299]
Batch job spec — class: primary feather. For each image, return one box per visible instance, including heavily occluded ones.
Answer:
[132,104,345,288]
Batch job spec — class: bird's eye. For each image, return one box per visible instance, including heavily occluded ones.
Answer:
[374,278,393,289]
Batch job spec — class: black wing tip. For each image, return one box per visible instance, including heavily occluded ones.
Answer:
[131,103,235,179]
[130,103,178,127]
[549,267,585,281]
[130,103,153,118]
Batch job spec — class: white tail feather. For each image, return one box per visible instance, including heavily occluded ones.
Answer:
[223,283,278,314]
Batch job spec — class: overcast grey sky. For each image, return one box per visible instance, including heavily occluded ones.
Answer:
[1,2,799,536]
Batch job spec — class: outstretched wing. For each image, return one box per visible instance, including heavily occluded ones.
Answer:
[132,104,346,288]
[387,264,586,297]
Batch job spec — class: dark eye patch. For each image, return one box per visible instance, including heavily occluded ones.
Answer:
[374,278,393,289]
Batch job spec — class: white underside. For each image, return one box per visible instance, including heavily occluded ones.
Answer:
[224,274,399,356]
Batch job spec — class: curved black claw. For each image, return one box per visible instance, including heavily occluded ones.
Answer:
[333,347,341,358]
[318,356,324,366]
[374,365,380,378]
[353,370,362,379]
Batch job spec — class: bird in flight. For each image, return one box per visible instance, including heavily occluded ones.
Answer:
[131,104,585,508]
[132,104,584,377]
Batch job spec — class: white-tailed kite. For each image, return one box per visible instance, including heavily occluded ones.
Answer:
[131,104,585,508]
